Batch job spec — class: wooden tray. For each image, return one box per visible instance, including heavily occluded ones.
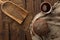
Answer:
[1,1,28,24]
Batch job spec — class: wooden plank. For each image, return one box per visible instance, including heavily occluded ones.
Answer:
[3,22,9,40]
[34,0,41,14]
[26,0,34,13]
[0,5,3,40]
[2,2,28,24]
[19,28,26,40]
[22,0,27,9]
[2,14,9,40]
[0,0,9,40]
[9,21,26,40]
[25,31,32,40]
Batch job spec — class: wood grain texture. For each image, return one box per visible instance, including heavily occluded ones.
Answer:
[10,22,26,40]
[44,0,57,5]
[34,0,41,14]
[2,13,9,40]
[2,2,28,24]
[0,5,3,40]
[0,0,58,40]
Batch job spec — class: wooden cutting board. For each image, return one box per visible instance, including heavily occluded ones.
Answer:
[1,1,28,24]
